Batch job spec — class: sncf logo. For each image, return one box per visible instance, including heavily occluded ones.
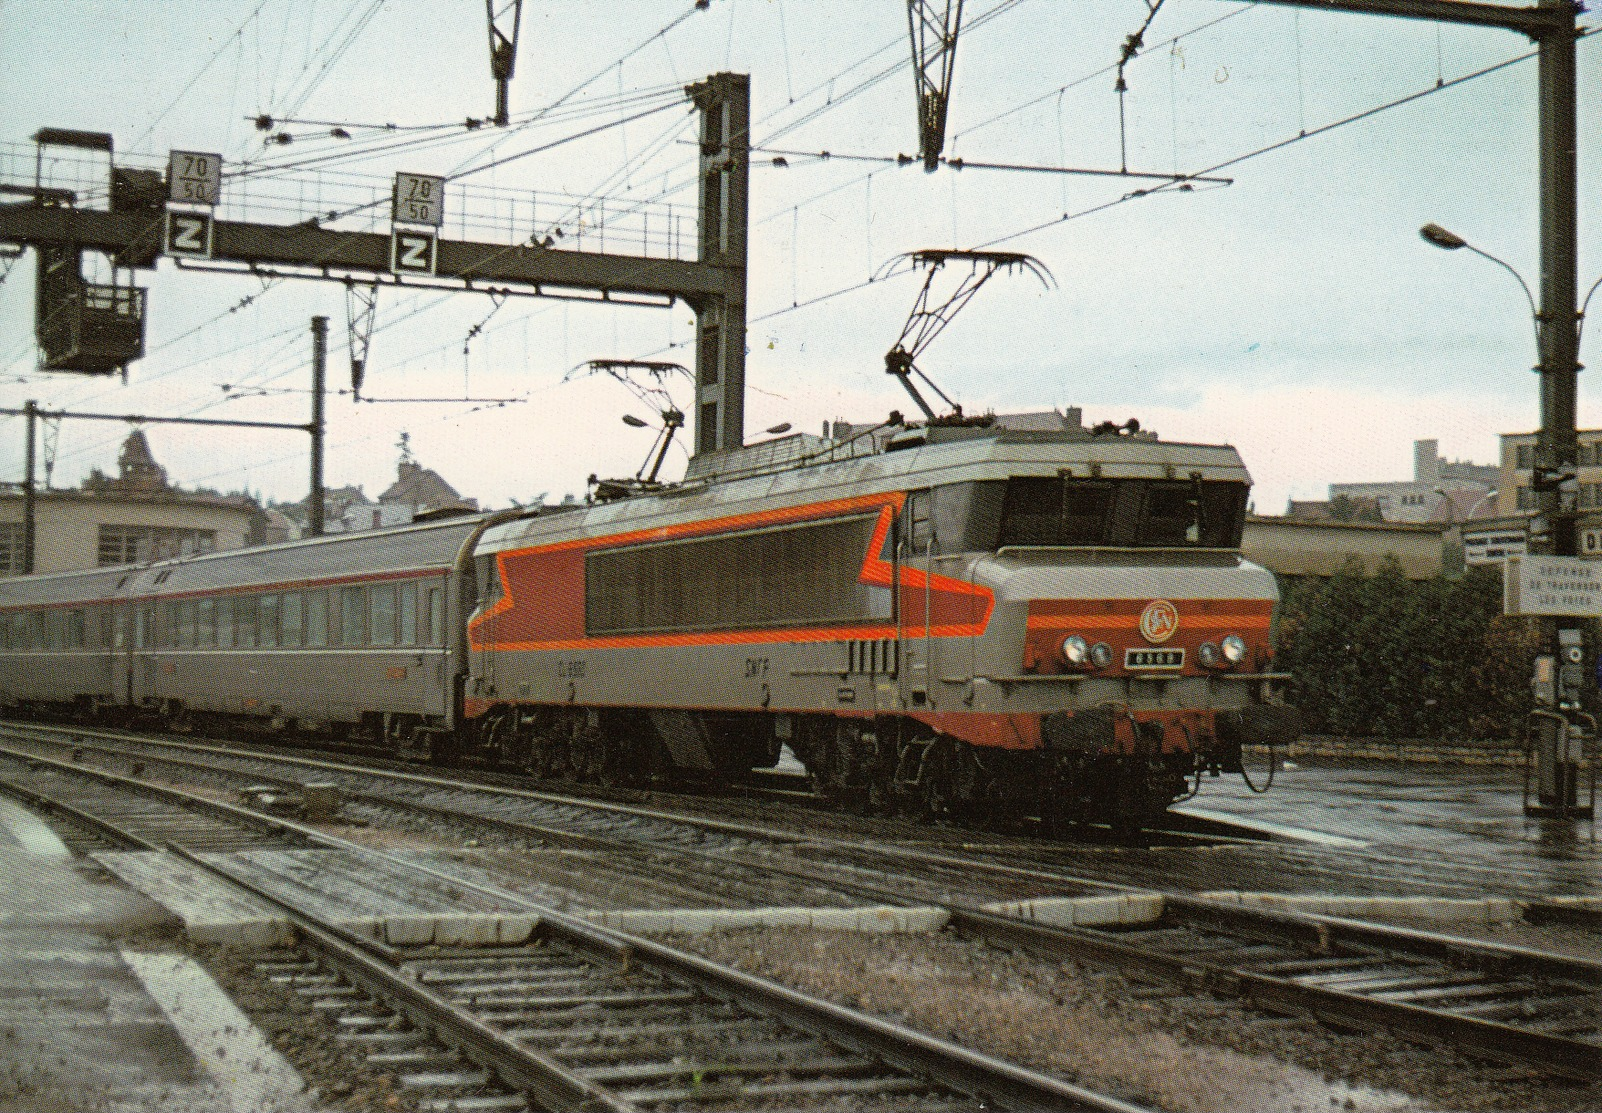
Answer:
[1139,600,1180,644]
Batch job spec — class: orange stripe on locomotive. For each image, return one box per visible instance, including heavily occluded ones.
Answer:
[469,495,995,653]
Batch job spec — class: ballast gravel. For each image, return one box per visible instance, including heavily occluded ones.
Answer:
[674,926,1601,1113]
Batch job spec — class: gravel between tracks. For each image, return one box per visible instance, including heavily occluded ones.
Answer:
[192,943,424,1113]
[675,926,1602,1113]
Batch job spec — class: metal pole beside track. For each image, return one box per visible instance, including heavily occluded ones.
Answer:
[309,316,327,538]
[22,399,36,574]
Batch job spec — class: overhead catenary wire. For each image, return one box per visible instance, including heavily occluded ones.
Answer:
[15,4,1591,503]
[12,5,714,433]
[130,0,275,150]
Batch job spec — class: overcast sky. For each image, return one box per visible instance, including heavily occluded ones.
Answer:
[1,0,1598,513]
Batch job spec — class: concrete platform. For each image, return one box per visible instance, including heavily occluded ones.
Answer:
[1174,762,1602,900]
[0,796,317,1112]
[94,851,296,948]
[586,903,950,934]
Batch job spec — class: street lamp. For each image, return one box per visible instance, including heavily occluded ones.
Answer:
[1421,221,1600,820]
[1421,222,1602,364]
[1419,224,1542,359]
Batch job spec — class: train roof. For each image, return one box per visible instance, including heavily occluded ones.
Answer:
[0,513,494,608]
[0,563,136,609]
[479,422,1252,555]
[121,511,492,597]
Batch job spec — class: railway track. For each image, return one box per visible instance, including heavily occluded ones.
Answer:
[0,738,1150,1112]
[6,720,1602,1082]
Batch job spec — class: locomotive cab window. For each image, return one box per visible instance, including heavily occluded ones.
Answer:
[998,477,1247,549]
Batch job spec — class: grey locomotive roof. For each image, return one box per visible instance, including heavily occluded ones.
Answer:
[481,427,1251,554]
[122,513,489,597]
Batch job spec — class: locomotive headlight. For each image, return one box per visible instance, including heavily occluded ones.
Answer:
[1090,641,1113,669]
[1197,641,1221,668]
[1221,634,1248,665]
[1061,634,1090,666]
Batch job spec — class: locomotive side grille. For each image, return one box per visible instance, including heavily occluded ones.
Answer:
[585,514,879,635]
[846,637,898,676]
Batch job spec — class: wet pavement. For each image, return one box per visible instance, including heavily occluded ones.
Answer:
[0,797,315,1112]
[1176,757,1601,900]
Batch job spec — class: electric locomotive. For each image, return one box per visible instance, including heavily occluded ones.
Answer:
[465,412,1300,827]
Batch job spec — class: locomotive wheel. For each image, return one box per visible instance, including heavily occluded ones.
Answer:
[920,735,980,821]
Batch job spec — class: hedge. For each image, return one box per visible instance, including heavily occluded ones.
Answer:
[1273,560,1541,742]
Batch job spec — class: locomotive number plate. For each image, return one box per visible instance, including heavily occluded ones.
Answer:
[1125,648,1184,669]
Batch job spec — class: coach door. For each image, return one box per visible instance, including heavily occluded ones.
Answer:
[109,601,133,707]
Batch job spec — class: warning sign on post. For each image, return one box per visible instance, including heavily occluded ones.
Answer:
[167,150,222,206]
[392,172,444,227]
[164,209,214,259]
[1505,556,1602,616]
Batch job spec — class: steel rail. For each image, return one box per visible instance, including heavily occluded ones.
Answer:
[11,724,1602,1081]
[12,724,1601,982]
[950,905,1602,1083]
[0,736,1155,1112]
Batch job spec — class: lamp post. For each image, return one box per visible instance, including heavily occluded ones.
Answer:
[1421,222,1596,818]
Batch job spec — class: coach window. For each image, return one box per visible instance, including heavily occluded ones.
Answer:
[134,608,149,650]
[195,599,214,647]
[369,583,397,646]
[281,593,303,647]
[258,594,279,648]
[306,590,329,648]
[67,610,86,650]
[158,602,176,648]
[217,598,234,648]
[235,596,259,648]
[425,586,443,645]
[340,586,366,646]
[397,582,417,647]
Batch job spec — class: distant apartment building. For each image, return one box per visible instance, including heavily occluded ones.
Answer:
[1323,438,1498,524]
[1498,428,1602,515]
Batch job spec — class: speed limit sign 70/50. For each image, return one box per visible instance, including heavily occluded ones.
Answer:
[168,150,222,205]
[393,172,444,227]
